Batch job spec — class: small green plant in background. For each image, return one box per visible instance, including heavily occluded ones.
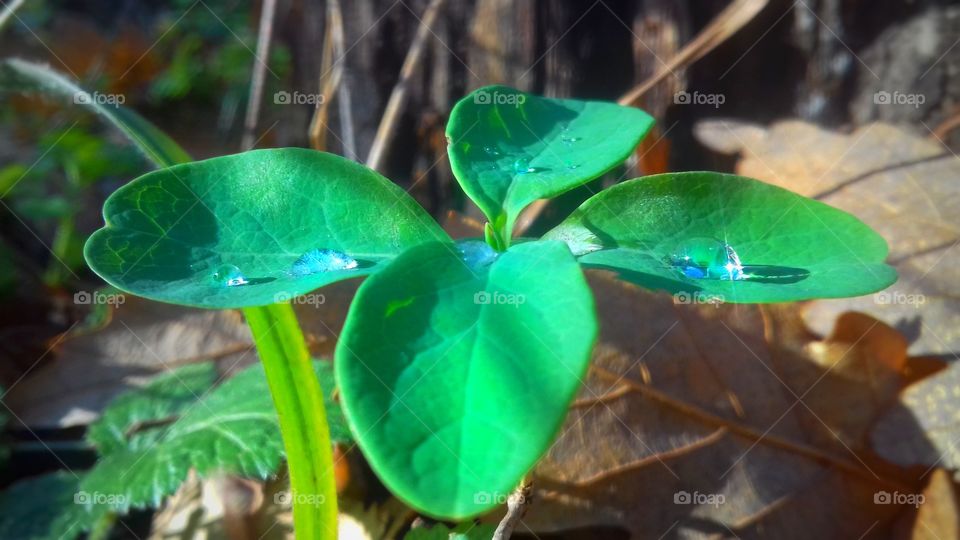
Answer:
[0,126,142,286]
[0,70,896,539]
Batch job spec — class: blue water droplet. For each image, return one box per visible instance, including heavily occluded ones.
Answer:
[561,135,582,145]
[564,160,580,170]
[212,264,249,287]
[513,157,538,174]
[484,146,500,156]
[666,237,745,281]
[289,248,358,277]
[457,240,498,268]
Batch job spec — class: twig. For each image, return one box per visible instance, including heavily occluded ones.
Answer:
[514,0,767,238]
[617,0,768,106]
[365,0,446,171]
[241,0,278,151]
[308,0,346,152]
[0,0,26,33]
[492,478,533,540]
[930,106,960,141]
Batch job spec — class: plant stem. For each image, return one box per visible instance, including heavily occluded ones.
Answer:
[87,511,116,540]
[493,478,533,540]
[244,303,338,539]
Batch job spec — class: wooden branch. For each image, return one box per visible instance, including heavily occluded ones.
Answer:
[365,0,446,171]
[241,0,278,150]
[0,0,27,32]
[492,478,533,540]
[618,0,768,106]
[308,0,346,152]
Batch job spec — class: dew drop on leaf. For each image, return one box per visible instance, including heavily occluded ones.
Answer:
[457,239,498,268]
[212,264,249,287]
[666,237,745,281]
[289,248,359,277]
[513,157,538,174]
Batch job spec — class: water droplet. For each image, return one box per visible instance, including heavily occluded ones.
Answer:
[483,146,500,156]
[666,237,745,281]
[457,240,498,268]
[289,248,358,277]
[212,264,249,287]
[564,160,580,170]
[561,135,582,145]
[513,157,538,174]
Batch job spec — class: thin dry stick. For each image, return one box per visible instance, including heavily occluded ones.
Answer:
[513,0,768,238]
[0,0,27,32]
[308,0,345,152]
[365,0,446,171]
[241,0,278,150]
[617,0,768,106]
[492,478,533,540]
[931,106,960,141]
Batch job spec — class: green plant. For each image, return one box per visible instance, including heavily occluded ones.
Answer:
[0,360,349,539]
[9,73,896,537]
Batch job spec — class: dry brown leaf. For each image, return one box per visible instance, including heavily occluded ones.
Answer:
[871,358,960,476]
[696,119,959,356]
[892,469,960,540]
[4,298,253,428]
[519,273,915,539]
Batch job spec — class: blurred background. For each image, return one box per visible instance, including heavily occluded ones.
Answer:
[1,0,959,538]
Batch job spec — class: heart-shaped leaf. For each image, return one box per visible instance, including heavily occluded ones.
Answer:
[85,148,449,308]
[446,85,653,241]
[544,172,896,303]
[336,239,597,519]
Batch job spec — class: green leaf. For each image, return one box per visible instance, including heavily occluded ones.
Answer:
[0,58,191,168]
[87,362,218,456]
[84,148,450,309]
[446,85,653,241]
[544,172,897,303]
[336,240,597,519]
[89,358,349,457]
[79,359,348,512]
[79,362,283,511]
[0,472,105,540]
[403,522,497,540]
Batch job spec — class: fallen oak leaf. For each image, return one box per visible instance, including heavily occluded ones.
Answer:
[696,119,959,356]
[517,273,917,539]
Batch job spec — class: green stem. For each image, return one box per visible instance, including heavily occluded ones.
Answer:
[244,303,337,539]
[87,511,115,540]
